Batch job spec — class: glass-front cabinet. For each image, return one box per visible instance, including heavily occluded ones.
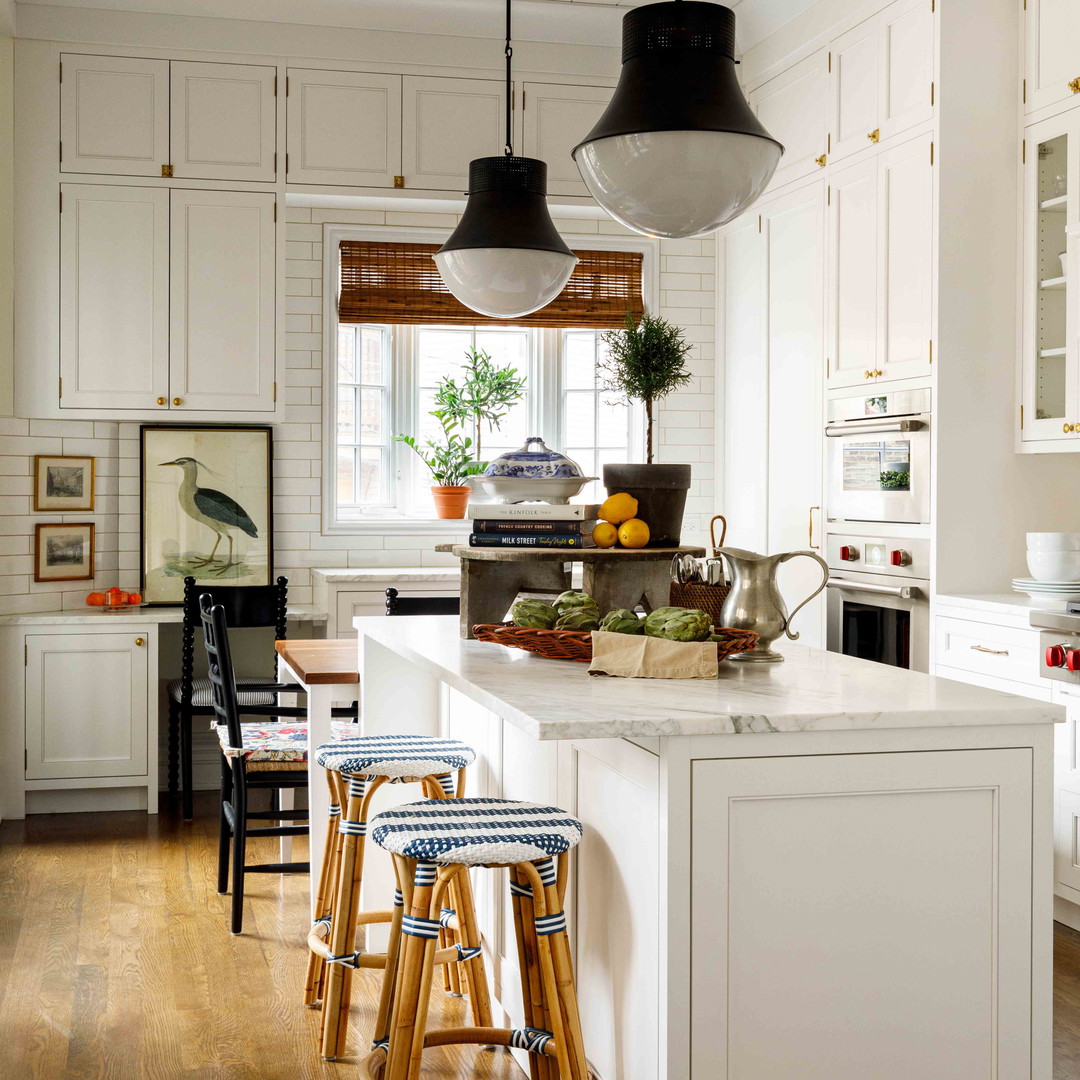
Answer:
[1022,115,1080,447]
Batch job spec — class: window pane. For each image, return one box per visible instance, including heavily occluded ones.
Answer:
[564,391,596,447]
[338,389,356,442]
[359,388,385,442]
[598,399,630,446]
[564,332,597,389]
[336,447,355,505]
[359,448,386,505]
[475,330,528,371]
[337,326,356,382]
[360,326,386,383]
[418,328,471,386]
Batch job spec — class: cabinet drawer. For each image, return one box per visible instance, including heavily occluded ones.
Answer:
[934,615,1045,688]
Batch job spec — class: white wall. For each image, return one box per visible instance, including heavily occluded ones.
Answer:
[0,31,12,417]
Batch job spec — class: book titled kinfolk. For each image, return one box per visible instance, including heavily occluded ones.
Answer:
[468,533,593,548]
[467,503,600,521]
[472,519,597,536]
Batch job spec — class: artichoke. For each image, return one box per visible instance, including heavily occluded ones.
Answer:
[599,608,645,635]
[511,599,558,630]
[554,608,601,632]
[553,590,599,617]
[644,607,713,642]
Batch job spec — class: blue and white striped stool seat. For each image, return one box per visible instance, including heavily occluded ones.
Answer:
[370,797,583,867]
[314,734,475,781]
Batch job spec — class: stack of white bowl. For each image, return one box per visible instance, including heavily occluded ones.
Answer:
[1013,533,1080,608]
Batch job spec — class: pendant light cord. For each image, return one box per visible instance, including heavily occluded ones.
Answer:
[504,0,513,155]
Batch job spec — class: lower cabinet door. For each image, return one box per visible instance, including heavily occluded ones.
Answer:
[25,632,149,779]
[1056,788,1080,896]
[691,749,1033,1080]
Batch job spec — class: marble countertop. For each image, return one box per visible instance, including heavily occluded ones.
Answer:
[0,604,327,626]
[936,593,1055,616]
[355,615,1060,741]
[313,568,460,583]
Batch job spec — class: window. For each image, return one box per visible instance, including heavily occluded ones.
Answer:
[330,323,642,526]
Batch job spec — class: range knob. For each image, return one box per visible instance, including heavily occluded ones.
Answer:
[839,545,859,562]
[890,549,912,567]
[1047,644,1067,668]
[1068,649,1080,673]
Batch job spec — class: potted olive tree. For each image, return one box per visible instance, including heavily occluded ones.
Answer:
[599,312,694,546]
[394,411,483,519]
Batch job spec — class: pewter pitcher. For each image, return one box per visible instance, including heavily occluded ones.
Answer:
[717,547,830,663]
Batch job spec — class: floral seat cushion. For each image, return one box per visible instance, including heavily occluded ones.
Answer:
[216,720,357,762]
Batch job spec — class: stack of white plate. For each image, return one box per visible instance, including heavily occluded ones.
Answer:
[1013,533,1080,608]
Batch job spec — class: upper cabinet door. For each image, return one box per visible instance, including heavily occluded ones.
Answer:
[750,49,829,191]
[878,0,934,143]
[827,156,879,388]
[170,62,277,182]
[877,132,934,382]
[1026,0,1080,116]
[60,184,170,410]
[286,69,402,187]
[169,190,277,412]
[520,82,611,197]
[402,75,507,191]
[60,54,169,176]
[829,19,879,164]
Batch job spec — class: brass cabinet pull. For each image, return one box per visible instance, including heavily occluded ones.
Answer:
[875,368,883,377]
[1070,77,1080,94]
[172,397,183,406]
[393,174,405,188]
[864,369,883,379]
[134,637,145,647]
[814,154,827,167]
[808,506,820,549]
[156,397,166,406]
[867,128,880,143]
[1065,423,1075,434]
[970,644,1007,656]
[864,370,873,379]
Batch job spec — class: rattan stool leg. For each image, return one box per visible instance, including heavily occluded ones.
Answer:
[304,770,345,1007]
[510,865,551,1080]
[448,865,493,1028]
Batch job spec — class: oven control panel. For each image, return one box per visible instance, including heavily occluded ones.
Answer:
[826,534,929,578]
[1039,630,1080,684]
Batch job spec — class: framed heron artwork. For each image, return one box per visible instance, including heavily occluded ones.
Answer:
[139,425,274,605]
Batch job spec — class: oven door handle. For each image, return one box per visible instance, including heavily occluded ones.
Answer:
[827,578,920,600]
[824,419,927,437]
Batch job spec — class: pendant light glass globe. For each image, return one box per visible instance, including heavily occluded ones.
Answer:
[572,1,783,240]
[435,156,577,319]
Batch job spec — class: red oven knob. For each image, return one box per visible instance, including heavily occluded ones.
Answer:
[890,549,912,567]
[839,545,859,562]
[1067,649,1080,673]
[1047,645,1067,668]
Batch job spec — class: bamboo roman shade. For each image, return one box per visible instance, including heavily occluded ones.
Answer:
[338,241,644,328]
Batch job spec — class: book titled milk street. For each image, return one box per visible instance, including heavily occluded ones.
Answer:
[468,533,592,548]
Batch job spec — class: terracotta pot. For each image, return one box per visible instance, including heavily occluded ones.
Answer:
[431,485,472,519]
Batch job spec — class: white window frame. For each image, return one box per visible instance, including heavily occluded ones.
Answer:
[321,223,659,535]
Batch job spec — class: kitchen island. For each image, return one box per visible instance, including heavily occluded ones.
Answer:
[354,616,1059,1080]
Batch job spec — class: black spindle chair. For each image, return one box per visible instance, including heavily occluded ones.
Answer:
[384,587,460,617]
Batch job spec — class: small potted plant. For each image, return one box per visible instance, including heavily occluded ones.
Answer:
[599,312,694,546]
[394,411,484,519]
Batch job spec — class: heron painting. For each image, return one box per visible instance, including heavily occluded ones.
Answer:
[141,426,273,603]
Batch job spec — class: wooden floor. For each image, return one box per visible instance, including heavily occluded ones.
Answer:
[0,793,522,1080]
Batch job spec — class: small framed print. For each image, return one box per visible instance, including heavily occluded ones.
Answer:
[34,455,95,511]
[34,523,95,582]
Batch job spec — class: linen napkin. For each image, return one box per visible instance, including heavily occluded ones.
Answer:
[588,630,718,679]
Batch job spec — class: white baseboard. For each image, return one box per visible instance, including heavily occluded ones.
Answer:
[1055,893,1080,933]
[27,787,149,815]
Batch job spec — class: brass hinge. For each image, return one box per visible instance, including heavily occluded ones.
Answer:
[274,151,277,173]
[274,75,278,96]
[931,81,935,106]
[1022,78,1026,104]
[827,132,831,153]
[59,140,62,163]
[929,140,934,165]
[929,339,933,364]
[1021,404,1025,429]
[59,190,62,213]
[59,376,62,398]
[24,749,27,769]
[394,175,405,188]
[273,381,277,403]
[827,184,831,205]
[273,201,277,222]
[286,75,290,95]
[931,0,935,11]
[1022,139,1026,164]
[162,164,174,178]
[59,61,62,83]
[828,51,832,73]
[24,643,27,665]
[285,152,289,174]
[757,214,762,233]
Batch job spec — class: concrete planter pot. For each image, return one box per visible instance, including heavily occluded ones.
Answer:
[602,463,691,547]
[431,485,472,519]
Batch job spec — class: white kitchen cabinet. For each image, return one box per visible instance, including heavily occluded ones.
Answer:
[169,189,277,412]
[1054,685,1080,896]
[1021,114,1080,446]
[829,17,879,163]
[691,748,1035,1079]
[1025,0,1080,117]
[764,183,826,648]
[285,69,401,187]
[25,631,149,780]
[750,49,829,191]
[401,75,507,191]
[827,130,933,388]
[520,82,610,197]
[170,61,277,182]
[60,54,169,176]
[60,183,170,410]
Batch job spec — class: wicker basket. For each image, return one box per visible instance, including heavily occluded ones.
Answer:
[669,581,731,627]
[472,623,759,664]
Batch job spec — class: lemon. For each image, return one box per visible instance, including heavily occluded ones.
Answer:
[617,518,650,548]
[599,492,639,525]
[591,522,618,548]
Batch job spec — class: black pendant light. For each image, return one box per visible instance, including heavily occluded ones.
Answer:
[434,0,577,319]
[571,1,784,239]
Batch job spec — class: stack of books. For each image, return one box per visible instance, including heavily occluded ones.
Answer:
[468,502,600,548]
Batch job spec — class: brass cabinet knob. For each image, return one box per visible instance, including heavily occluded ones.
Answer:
[156,397,166,405]
[814,154,827,167]
[875,368,883,377]
[1065,423,1075,434]
[864,370,872,378]
[172,397,183,406]
[867,128,880,143]
[134,637,145,647]
[1070,77,1080,94]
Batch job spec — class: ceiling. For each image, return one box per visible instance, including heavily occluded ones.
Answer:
[14,0,820,51]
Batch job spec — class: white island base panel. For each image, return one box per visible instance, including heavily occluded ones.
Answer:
[354,616,1057,1080]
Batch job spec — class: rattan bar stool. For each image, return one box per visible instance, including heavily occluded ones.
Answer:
[364,797,592,1080]
[305,735,489,1061]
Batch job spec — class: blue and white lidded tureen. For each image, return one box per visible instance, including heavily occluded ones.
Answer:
[478,437,597,504]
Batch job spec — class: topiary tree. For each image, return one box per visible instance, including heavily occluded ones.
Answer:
[599,312,694,464]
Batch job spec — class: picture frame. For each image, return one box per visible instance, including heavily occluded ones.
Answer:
[140,425,274,605]
[34,522,95,582]
[34,455,95,511]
